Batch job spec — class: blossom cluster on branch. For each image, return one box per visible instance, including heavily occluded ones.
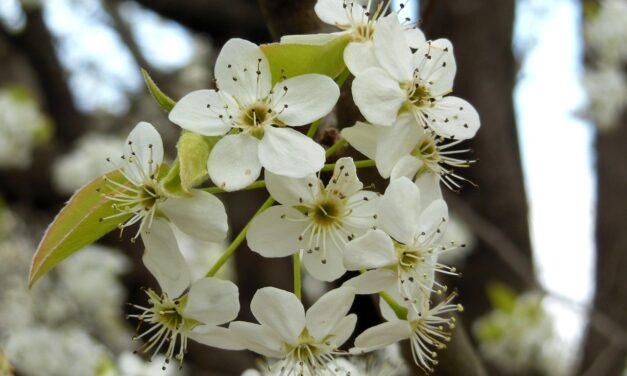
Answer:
[30,1,481,374]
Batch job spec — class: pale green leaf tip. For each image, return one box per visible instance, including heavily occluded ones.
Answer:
[141,67,176,112]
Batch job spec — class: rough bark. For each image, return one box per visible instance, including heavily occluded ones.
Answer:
[578,99,627,376]
[421,0,535,327]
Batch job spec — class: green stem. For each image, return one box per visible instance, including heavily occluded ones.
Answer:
[203,180,266,194]
[206,196,275,277]
[307,119,321,138]
[379,290,409,320]
[293,252,302,300]
[335,68,351,88]
[325,138,348,158]
[322,159,375,171]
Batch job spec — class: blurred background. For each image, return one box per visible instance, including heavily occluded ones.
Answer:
[0,0,625,375]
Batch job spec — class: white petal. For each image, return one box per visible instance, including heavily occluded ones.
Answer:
[326,157,363,197]
[188,325,244,350]
[273,74,339,126]
[280,32,346,45]
[208,133,262,191]
[417,199,449,244]
[314,0,360,26]
[343,190,380,231]
[344,41,378,76]
[141,218,190,298]
[375,114,422,178]
[251,287,305,345]
[415,39,456,97]
[390,155,423,180]
[259,126,325,177]
[306,286,356,342]
[379,296,399,322]
[415,172,443,207]
[343,268,397,294]
[229,321,284,357]
[330,314,357,347]
[352,67,405,126]
[341,121,380,160]
[168,90,235,136]
[373,14,413,82]
[265,170,320,206]
[352,320,412,353]
[343,229,395,270]
[184,278,239,325]
[123,122,163,186]
[403,27,426,49]
[160,190,228,242]
[423,96,480,140]
[303,239,346,282]
[247,206,308,258]
[377,177,421,244]
[215,38,271,103]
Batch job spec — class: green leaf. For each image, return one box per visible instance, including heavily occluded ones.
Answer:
[486,282,518,314]
[29,170,132,287]
[260,35,351,84]
[177,131,219,193]
[141,68,176,112]
[161,158,185,197]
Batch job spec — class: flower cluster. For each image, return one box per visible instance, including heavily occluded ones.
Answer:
[32,1,483,374]
[583,0,627,131]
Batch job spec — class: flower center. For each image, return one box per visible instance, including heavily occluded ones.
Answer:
[353,23,375,41]
[241,102,271,128]
[311,196,344,227]
[411,135,441,167]
[407,82,432,107]
[396,244,426,270]
[129,289,199,367]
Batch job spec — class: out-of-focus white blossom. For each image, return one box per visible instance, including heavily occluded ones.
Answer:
[52,133,124,194]
[0,87,51,169]
[5,326,106,376]
[585,0,627,67]
[473,290,567,376]
[583,67,627,131]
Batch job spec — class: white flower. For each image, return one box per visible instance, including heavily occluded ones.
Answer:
[351,14,479,140]
[343,178,459,311]
[0,88,50,169]
[583,67,627,131]
[129,219,242,366]
[52,133,124,194]
[283,2,425,77]
[351,293,461,373]
[585,0,627,67]
[5,326,106,376]
[169,38,340,191]
[342,114,475,190]
[247,157,379,281]
[102,121,228,241]
[230,286,357,376]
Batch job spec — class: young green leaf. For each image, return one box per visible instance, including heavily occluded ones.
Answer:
[260,35,351,84]
[29,170,132,287]
[177,131,220,193]
[141,68,176,112]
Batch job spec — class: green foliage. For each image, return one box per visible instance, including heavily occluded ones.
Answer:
[177,131,219,193]
[141,68,176,112]
[29,170,132,287]
[487,282,518,314]
[260,35,351,84]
